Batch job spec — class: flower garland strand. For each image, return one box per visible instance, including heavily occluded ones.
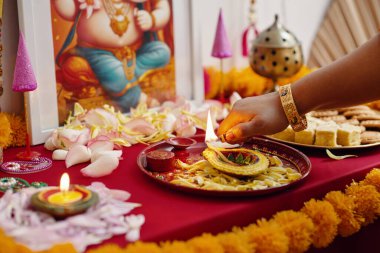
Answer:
[0,168,379,253]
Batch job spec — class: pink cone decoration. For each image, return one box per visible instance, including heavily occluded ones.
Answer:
[12,33,37,92]
[211,9,232,59]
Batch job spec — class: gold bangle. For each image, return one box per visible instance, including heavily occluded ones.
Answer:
[279,84,308,132]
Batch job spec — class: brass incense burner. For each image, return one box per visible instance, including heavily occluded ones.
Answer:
[250,15,303,92]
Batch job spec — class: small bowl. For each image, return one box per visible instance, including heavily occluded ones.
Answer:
[146,150,175,172]
[166,137,197,150]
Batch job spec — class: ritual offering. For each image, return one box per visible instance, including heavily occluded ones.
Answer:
[269,105,380,149]
[30,173,98,218]
[138,111,310,196]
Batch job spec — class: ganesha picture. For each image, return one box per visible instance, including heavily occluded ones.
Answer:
[51,0,175,123]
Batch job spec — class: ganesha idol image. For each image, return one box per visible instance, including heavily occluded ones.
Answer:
[52,0,172,113]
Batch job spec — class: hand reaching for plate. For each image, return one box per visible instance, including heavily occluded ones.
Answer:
[217,92,289,144]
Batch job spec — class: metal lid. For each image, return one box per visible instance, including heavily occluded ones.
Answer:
[253,14,301,48]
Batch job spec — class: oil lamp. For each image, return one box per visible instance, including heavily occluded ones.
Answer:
[31,173,98,218]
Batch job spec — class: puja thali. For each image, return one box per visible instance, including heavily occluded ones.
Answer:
[137,135,311,196]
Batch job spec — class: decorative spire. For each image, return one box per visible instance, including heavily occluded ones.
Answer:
[12,33,37,92]
[211,9,232,59]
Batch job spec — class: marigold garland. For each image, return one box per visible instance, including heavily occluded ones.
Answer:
[272,210,314,253]
[0,112,26,149]
[301,199,340,248]
[5,113,27,148]
[0,112,12,148]
[345,182,380,225]
[1,169,380,253]
[324,191,363,237]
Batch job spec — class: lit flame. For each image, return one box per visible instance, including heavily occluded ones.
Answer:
[205,110,218,142]
[60,173,70,192]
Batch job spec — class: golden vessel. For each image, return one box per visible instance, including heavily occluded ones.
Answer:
[250,14,303,92]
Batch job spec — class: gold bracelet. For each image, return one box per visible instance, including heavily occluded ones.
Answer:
[279,84,308,132]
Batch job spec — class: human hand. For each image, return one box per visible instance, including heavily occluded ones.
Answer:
[217,92,289,143]
[135,9,154,31]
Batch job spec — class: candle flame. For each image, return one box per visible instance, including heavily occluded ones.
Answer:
[205,110,218,142]
[60,173,70,192]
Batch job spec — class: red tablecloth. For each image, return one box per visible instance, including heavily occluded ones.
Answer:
[1,143,380,252]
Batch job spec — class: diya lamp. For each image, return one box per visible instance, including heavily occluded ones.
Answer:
[31,173,98,218]
[249,14,303,92]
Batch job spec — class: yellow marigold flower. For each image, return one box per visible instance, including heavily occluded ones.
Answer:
[87,244,123,253]
[272,210,314,253]
[244,219,289,253]
[361,168,380,192]
[125,241,162,253]
[161,241,194,253]
[0,113,12,148]
[324,191,363,237]
[5,113,26,147]
[216,232,253,253]
[187,233,224,253]
[301,199,340,248]
[345,182,380,225]
[46,243,77,253]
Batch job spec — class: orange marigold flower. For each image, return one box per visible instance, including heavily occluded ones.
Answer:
[324,191,364,237]
[345,182,380,225]
[216,232,253,253]
[0,113,12,148]
[187,233,224,253]
[5,113,26,147]
[125,241,162,253]
[301,199,340,248]
[272,210,314,253]
[87,244,123,253]
[244,219,289,253]
[361,168,380,192]
[161,241,194,253]
[47,243,78,253]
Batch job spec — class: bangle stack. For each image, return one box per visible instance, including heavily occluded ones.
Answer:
[279,84,308,132]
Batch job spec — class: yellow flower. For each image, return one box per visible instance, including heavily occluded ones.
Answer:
[345,182,380,225]
[161,241,194,253]
[361,168,380,192]
[125,242,162,253]
[244,219,289,253]
[272,210,314,253]
[216,232,253,253]
[5,113,26,147]
[87,244,123,253]
[324,190,363,237]
[0,113,12,148]
[187,233,224,253]
[301,199,340,248]
[42,243,77,253]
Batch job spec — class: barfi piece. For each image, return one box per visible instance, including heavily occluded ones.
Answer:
[337,124,361,146]
[315,125,338,146]
[271,126,295,142]
[295,126,315,145]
